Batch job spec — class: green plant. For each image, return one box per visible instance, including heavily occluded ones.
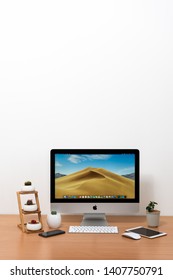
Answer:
[24,181,32,186]
[146,201,158,212]
[51,210,57,215]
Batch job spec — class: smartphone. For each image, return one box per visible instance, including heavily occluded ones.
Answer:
[39,229,65,238]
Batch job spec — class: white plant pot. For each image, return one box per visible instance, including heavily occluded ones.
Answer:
[23,204,37,212]
[146,210,160,227]
[21,185,35,191]
[26,222,42,231]
[47,213,61,229]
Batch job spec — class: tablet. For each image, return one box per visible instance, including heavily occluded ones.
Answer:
[126,226,167,239]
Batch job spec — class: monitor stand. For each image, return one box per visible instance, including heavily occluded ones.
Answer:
[80,213,108,226]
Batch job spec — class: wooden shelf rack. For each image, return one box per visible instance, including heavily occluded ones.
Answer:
[16,190,44,234]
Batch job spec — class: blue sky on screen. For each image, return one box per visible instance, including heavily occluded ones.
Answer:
[55,154,135,176]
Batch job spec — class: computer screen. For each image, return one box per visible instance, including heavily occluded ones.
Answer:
[50,149,139,225]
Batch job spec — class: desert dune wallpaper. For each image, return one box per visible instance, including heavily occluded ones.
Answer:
[55,166,134,198]
[54,154,135,199]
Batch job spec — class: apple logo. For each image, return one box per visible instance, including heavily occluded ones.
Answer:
[93,205,97,210]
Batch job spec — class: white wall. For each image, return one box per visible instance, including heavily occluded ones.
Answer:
[0,0,173,215]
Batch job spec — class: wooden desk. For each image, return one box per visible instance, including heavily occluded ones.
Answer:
[0,215,172,260]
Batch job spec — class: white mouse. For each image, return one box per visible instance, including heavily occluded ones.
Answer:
[122,232,141,240]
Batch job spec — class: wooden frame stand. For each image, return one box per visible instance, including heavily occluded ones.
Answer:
[16,190,44,233]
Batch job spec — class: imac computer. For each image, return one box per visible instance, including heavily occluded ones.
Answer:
[50,149,140,226]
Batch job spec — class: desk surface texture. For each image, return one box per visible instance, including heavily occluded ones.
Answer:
[0,215,172,260]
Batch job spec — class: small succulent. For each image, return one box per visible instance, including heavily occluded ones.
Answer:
[51,210,57,215]
[24,181,32,186]
[30,220,37,224]
[25,199,35,205]
[146,201,158,212]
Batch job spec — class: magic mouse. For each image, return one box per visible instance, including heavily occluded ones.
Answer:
[122,232,141,240]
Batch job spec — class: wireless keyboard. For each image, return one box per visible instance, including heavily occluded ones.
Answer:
[69,225,118,234]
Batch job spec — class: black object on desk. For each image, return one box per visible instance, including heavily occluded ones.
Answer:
[39,229,65,238]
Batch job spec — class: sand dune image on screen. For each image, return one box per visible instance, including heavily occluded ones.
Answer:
[55,167,134,198]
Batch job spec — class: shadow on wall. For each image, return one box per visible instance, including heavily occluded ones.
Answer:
[140,175,155,214]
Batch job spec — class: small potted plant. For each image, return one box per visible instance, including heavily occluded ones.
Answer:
[146,201,160,227]
[47,210,61,228]
[26,219,42,231]
[23,199,37,212]
[21,181,35,191]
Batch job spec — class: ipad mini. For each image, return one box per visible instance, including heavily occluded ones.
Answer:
[126,226,167,239]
